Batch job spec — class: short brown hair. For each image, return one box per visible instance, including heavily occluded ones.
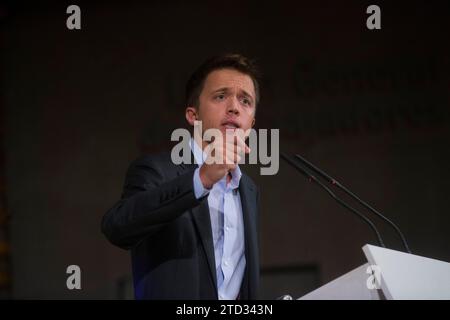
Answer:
[185,53,260,108]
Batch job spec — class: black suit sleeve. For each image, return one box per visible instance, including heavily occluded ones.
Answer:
[101,155,203,249]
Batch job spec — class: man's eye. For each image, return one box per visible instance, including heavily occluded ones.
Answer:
[241,97,251,106]
[215,94,225,100]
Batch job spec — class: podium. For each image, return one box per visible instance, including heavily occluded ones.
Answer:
[298,245,450,300]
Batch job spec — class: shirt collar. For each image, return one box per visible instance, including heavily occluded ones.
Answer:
[190,137,242,189]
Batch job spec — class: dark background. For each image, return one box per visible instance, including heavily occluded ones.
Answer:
[1,0,449,299]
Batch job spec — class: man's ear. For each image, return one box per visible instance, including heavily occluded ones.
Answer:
[185,106,198,126]
[252,118,256,127]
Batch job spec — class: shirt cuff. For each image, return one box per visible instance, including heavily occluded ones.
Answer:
[193,167,211,199]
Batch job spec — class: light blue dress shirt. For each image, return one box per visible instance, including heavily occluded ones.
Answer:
[190,138,246,300]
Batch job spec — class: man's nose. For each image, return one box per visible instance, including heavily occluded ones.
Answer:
[226,96,240,115]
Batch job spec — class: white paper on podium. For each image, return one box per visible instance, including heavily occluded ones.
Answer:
[298,244,450,300]
[363,244,450,300]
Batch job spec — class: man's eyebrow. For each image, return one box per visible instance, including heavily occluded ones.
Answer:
[211,87,229,94]
[239,89,254,101]
[210,87,255,101]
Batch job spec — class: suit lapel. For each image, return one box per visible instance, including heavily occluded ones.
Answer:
[177,162,218,295]
[238,174,258,299]
[191,200,218,294]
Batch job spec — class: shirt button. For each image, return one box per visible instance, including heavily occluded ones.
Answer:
[224,261,229,267]
[225,226,230,232]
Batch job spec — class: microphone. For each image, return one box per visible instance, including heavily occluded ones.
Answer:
[280,152,386,248]
[293,154,411,253]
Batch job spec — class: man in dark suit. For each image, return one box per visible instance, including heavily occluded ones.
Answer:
[102,54,261,300]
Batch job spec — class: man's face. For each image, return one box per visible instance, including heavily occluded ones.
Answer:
[186,68,256,136]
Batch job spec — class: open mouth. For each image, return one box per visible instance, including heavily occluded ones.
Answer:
[222,120,240,130]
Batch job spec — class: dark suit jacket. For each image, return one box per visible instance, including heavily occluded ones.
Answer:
[101,152,260,299]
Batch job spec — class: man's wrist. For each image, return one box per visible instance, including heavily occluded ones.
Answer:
[199,165,214,190]
[193,167,211,199]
